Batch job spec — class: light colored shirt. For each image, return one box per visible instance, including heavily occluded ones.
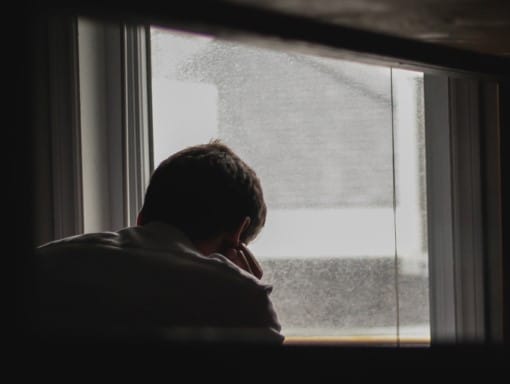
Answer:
[35,222,284,344]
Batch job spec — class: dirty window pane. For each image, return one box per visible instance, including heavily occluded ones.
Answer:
[393,69,430,343]
[150,27,429,344]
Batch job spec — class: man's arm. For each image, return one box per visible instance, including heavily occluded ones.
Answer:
[220,244,284,344]
[223,243,263,279]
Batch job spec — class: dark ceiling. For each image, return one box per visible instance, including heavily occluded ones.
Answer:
[226,0,510,58]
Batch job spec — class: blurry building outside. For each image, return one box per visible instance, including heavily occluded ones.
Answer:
[150,27,429,343]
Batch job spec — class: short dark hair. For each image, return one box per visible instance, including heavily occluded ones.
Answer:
[139,141,266,243]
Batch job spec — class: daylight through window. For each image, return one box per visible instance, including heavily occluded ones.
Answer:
[150,27,430,344]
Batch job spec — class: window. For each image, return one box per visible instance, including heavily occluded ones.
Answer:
[67,18,501,345]
[150,28,430,344]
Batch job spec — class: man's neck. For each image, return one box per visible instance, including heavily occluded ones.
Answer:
[194,236,224,256]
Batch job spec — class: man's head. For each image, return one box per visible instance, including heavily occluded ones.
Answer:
[138,140,266,250]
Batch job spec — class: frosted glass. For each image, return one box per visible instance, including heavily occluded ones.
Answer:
[150,27,429,343]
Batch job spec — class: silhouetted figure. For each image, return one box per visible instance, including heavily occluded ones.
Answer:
[35,141,283,344]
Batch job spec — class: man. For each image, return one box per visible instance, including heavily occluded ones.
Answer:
[35,141,284,344]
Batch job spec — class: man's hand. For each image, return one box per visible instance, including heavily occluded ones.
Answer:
[223,243,263,279]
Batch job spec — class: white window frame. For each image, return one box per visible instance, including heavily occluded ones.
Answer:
[424,76,503,343]
[122,23,154,226]
[44,16,503,345]
[76,18,152,232]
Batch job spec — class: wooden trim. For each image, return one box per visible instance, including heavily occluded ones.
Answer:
[284,336,429,347]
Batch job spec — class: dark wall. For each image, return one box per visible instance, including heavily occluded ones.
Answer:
[13,8,42,341]
[500,81,510,344]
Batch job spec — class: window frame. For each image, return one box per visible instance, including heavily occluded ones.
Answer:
[74,19,153,232]
[424,76,503,343]
[122,23,154,227]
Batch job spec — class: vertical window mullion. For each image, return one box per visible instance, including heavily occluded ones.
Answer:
[122,25,153,226]
[424,74,457,343]
[449,78,486,342]
[390,68,400,346]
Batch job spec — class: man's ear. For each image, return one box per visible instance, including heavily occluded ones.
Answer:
[231,216,251,247]
[136,211,143,226]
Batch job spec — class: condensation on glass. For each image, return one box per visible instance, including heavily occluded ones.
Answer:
[150,27,430,344]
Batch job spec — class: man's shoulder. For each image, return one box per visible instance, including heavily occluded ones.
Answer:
[34,226,272,294]
[36,231,122,252]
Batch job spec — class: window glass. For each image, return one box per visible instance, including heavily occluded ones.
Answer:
[393,69,429,342]
[150,27,429,344]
